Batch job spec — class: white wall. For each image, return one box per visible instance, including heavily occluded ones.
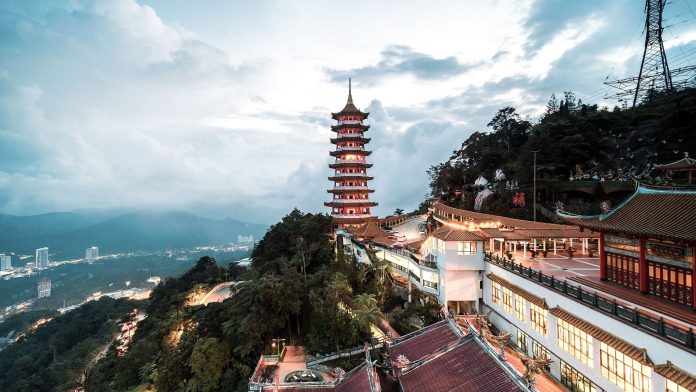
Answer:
[483,263,696,391]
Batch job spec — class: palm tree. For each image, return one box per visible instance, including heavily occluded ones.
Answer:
[352,293,384,332]
[371,257,392,284]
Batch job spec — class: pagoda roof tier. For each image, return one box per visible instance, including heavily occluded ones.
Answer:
[330,136,371,144]
[331,123,370,132]
[558,184,696,243]
[653,153,696,171]
[330,149,372,157]
[327,187,375,194]
[331,79,369,120]
[328,174,374,181]
[325,200,378,208]
[329,162,373,169]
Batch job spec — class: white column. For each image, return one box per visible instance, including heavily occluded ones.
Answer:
[513,242,517,255]
[582,238,586,255]
[523,242,527,259]
[543,240,547,251]
[489,238,494,253]
[553,240,557,255]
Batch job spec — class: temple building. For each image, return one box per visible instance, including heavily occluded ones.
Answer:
[559,184,696,309]
[337,188,696,392]
[325,79,378,227]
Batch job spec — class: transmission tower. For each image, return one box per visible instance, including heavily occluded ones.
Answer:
[605,0,696,107]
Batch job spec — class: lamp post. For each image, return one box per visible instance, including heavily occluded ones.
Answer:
[532,150,539,221]
[271,338,286,357]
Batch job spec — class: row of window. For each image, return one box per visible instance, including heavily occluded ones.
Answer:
[432,239,479,255]
[491,279,667,392]
[491,281,548,336]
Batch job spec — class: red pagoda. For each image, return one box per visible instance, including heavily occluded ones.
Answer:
[325,79,378,226]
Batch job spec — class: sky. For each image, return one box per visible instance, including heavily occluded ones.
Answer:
[1,0,695,224]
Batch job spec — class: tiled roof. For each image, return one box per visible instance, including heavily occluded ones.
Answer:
[371,235,397,247]
[654,361,696,391]
[559,185,696,243]
[488,274,548,309]
[335,364,376,392]
[398,338,522,392]
[432,202,570,230]
[549,307,652,365]
[388,321,460,362]
[653,155,696,170]
[346,221,389,239]
[431,226,485,242]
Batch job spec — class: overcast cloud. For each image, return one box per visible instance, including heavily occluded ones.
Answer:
[1,0,695,223]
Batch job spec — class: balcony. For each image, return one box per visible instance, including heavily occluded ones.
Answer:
[336,146,365,151]
[326,199,374,204]
[329,186,372,191]
[330,172,370,178]
[331,213,373,219]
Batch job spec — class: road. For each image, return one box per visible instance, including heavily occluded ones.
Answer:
[198,282,236,305]
[392,216,427,241]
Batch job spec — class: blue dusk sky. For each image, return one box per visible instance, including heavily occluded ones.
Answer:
[1,0,695,223]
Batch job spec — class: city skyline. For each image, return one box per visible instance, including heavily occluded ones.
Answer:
[1,0,696,224]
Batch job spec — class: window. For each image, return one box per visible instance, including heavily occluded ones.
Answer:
[557,319,593,367]
[532,341,551,371]
[422,280,438,290]
[666,379,690,392]
[561,360,598,392]
[600,342,651,392]
[437,238,446,254]
[516,329,529,353]
[502,286,513,313]
[514,294,527,321]
[457,241,477,255]
[492,281,501,305]
[530,303,548,336]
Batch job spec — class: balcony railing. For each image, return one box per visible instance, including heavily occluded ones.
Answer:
[330,172,370,177]
[333,133,367,139]
[336,146,365,151]
[484,252,696,352]
[331,213,372,219]
[331,186,369,191]
[327,199,373,204]
[333,159,368,164]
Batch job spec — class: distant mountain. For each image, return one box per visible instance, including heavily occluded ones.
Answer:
[0,210,267,258]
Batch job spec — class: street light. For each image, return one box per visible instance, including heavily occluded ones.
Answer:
[271,338,286,357]
[532,150,539,222]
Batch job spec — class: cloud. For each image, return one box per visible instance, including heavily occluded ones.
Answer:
[1,0,695,224]
[325,45,482,85]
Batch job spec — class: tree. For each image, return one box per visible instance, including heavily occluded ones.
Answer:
[188,338,230,392]
[352,293,384,333]
[394,208,404,216]
[546,93,558,114]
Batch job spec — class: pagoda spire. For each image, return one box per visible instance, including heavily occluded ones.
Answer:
[347,77,353,105]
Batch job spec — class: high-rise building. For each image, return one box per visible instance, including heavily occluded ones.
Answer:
[85,246,99,262]
[35,247,49,269]
[0,255,11,271]
[325,79,378,227]
[38,278,51,299]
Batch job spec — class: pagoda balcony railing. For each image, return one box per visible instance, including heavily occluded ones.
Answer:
[484,252,696,353]
[336,146,366,151]
[331,172,370,177]
[333,159,368,165]
[338,120,364,125]
[333,133,368,139]
[332,213,372,219]
[331,186,370,191]
[328,199,374,204]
